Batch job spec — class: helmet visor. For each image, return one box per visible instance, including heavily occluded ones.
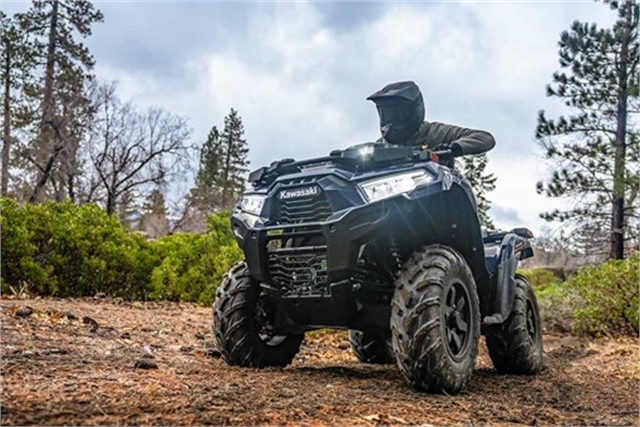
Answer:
[376,100,414,126]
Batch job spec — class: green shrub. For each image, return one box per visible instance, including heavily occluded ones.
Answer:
[1,198,50,294]
[1,199,243,304]
[568,252,639,336]
[519,267,585,333]
[148,211,242,304]
[1,198,156,298]
[519,267,564,298]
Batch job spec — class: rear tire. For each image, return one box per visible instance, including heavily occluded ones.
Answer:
[486,275,542,374]
[213,262,303,367]
[348,330,395,364]
[391,245,480,394]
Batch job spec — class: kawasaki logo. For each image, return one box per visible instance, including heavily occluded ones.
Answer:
[279,186,320,200]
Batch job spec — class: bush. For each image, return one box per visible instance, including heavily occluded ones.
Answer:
[568,252,639,336]
[519,267,581,333]
[148,211,242,305]
[1,200,248,304]
[519,267,563,298]
[1,199,156,298]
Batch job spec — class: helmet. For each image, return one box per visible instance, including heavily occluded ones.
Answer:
[367,81,425,145]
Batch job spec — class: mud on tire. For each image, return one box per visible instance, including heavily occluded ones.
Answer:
[485,275,542,374]
[213,262,303,367]
[348,330,395,364]
[391,245,480,394]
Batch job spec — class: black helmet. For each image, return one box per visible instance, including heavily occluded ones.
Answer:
[367,81,425,145]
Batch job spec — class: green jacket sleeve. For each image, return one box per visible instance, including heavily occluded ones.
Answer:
[418,121,496,155]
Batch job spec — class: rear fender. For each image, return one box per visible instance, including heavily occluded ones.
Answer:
[483,233,534,325]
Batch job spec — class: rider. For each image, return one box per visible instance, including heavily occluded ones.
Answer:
[367,81,495,163]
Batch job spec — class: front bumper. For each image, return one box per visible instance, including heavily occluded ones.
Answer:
[232,200,395,287]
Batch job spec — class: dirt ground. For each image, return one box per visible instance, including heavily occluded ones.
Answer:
[1,297,638,426]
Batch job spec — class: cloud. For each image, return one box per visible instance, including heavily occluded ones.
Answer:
[5,1,616,231]
[315,2,386,33]
[489,204,524,229]
[486,153,567,234]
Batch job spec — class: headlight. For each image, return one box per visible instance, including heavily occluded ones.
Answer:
[238,194,266,216]
[358,170,433,202]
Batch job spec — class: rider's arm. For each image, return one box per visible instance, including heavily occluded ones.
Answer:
[427,122,496,155]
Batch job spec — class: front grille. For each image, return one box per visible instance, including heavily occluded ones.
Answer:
[273,179,332,225]
[267,247,329,297]
[265,226,329,297]
[274,194,331,224]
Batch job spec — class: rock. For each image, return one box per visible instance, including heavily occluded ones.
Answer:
[134,359,158,369]
[180,345,194,353]
[142,345,154,358]
[43,348,70,355]
[206,348,222,358]
[337,341,350,350]
[15,306,33,318]
[82,316,99,332]
[65,312,78,320]
[120,332,131,340]
[195,332,205,340]
[95,292,107,299]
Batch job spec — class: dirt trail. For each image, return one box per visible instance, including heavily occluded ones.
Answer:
[2,297,638,426]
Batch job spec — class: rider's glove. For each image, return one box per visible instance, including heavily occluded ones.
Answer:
[450,141,463,157]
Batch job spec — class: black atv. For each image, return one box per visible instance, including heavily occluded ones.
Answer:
[212,142,542,394]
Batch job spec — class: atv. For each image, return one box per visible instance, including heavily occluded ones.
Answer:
[212,142,542,394]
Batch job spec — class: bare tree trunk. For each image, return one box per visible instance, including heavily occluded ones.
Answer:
[28,145,63,203]
[106,192,115,216]
[223,137,233,209]
[30,0,59,203]
[1,39,11,196]
[610,1,631,260]
[67,172,75,202]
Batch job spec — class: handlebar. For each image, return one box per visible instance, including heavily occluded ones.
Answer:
[416,147,454,163]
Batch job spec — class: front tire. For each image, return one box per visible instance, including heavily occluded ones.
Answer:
[348,330,395,364]
[485,275,542,374]
[391,245,480,394]
[213,262,303,367]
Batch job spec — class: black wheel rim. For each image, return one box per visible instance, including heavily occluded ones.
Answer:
[443,281,472,361]
[525,299,538,344]
[255,294,287,347]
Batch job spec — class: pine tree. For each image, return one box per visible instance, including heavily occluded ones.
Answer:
[19,0,104,203]
[117,188,140,230]
[180,110,249,232]
[457,153,497,229]
[139,186,170,238]
[218,108,249,210]
[1,11,37,197]
[189,126,222,211]
[536,0,639,260]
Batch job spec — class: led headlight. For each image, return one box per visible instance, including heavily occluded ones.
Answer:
[238,194,266,216]
[359,170,433,202]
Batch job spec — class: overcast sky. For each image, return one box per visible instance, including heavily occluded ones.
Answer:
[3,1,615,235]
